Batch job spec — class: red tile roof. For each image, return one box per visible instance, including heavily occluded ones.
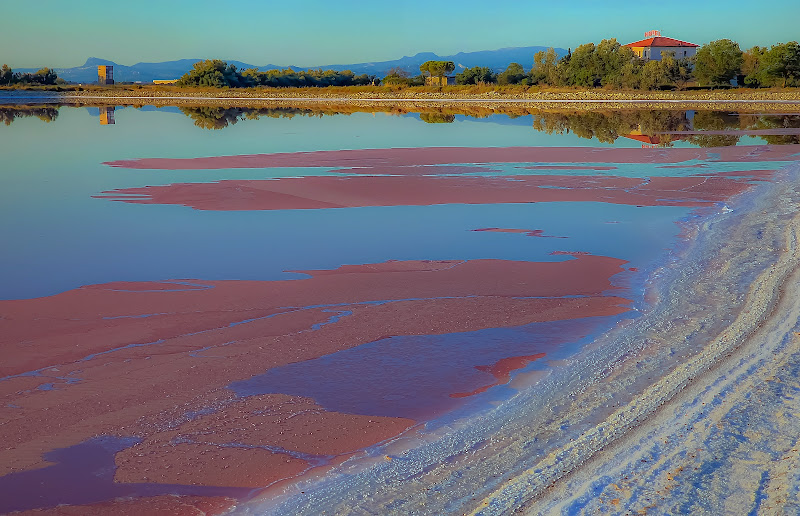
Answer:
[625,36,699,48]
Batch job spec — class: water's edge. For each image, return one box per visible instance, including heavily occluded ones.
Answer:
[238,162,800,515]
[527,161,800,514]
[483,161,800,514]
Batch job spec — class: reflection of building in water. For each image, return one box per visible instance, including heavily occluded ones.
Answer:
[625,30,699,61]
[623,130,667,147]
[99,106,115,125]
[624,111,694,147]
[98,65,114,85]
[623,128,688,148]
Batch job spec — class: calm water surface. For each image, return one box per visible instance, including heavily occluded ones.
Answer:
[1,104,798,514]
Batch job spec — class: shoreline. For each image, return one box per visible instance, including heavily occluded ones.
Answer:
[525,163,800,514]
[3,88,800,112]
[253,161,800,515]
[480,162,800,514]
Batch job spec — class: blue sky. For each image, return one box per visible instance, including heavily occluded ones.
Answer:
[5,0,799,68]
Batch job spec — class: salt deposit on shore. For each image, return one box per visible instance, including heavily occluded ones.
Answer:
[251,162,800,515]
[520,165,800,514]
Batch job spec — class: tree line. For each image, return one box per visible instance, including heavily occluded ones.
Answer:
[0,65,62,86]
[177,59,379,88]
[0,106,60,125]
[411,40,797,90]
[359,40,799,90]
[451,40,800,89]
[170,40,800,90]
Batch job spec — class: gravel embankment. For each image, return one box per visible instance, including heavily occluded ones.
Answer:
[6,87,800,112]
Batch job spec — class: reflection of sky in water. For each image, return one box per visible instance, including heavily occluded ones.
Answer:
[2,107,725,300]
[2,103,798,516]
[230,315,625,420]
[1,199,687,300]
[0,435,249,514]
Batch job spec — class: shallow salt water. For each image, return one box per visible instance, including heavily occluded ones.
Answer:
[1,104,799,515]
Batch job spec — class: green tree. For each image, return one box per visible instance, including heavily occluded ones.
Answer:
[177,60,246,88]
[694,39,743,87]
[758,42,800,87]
[419,60,455,79]
[497,63,527,85]
[639,60,666,90]
[456,66,496,85]
[408,74,426,86]
[619,60,643,89]
[32,68,58,85]
[595,39,636,88]
[4,66,60,86]
[565,43,600,87]
[530,48,561,85]
[353,73,380,86]
[241,67,262,87]
[660,52,694,90]
[0,64,13,85]
[742,46,767,86]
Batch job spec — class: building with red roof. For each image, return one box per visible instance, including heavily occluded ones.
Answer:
[625,30,699,61]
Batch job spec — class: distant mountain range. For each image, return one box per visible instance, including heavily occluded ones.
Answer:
[16,47,566,83]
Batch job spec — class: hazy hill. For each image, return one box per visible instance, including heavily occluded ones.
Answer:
[20,57,266,84]
[16,47,566,83]
[306,46,566,77]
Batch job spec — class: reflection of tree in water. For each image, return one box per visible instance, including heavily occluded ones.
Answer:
[531,110,800,147]
[0,106,59,125]
[419,112,456,124]
[179,107,248,130]
[742,113,800,145]
[687,111,741,147]
[182,106,469,129]
[689,111,800,147]
[176,106,800,147]
[180,106,360,129]
[685,112,800,147]
[532,110,692,145]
